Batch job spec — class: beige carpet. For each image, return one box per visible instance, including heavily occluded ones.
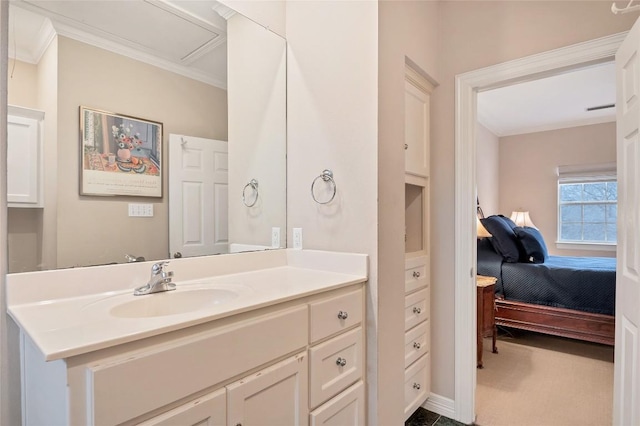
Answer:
[475,330,614,426]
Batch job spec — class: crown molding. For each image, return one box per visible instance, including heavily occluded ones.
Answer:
[211,3,236,21]
[9,12,55,64]
[51,20,226,90]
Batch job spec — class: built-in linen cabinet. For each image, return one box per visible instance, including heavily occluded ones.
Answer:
[20,284,366,426]
[403,64,433,420]
[7,105,44,207]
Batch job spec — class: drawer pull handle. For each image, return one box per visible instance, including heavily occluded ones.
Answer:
[413,307,422,315]
[413,383,421,390]
[413,342,421,350]
[337,311,349,320]
[336,357,347,367]
[413,271,421,278]
[404,143,409,150]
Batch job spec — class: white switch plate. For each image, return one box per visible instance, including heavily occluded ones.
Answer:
[128,203,154,217]
[271,227,281,248]
[293,228,303,250]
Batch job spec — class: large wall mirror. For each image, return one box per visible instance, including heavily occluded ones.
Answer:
[7,0,286,273]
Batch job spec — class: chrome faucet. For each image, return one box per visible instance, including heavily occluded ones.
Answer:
[134,261,176,296]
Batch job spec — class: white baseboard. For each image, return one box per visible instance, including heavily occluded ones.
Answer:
[423,393,456,420]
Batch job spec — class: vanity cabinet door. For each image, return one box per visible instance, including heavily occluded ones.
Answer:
[138,388,226,426]
[227,352,308,426]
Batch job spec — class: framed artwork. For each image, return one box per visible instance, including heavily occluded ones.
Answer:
[80,106,163,197]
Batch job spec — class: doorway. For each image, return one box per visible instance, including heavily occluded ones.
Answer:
[453,32,626,424]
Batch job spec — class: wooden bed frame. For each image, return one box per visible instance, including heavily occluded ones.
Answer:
[495,297,615,346]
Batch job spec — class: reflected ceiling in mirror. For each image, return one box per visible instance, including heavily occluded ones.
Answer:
[7,0,287,273]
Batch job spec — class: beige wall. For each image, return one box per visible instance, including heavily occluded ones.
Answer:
[227,13,286,248]
[476,123,499,216]
[7,59,37,109]
[432,0,635,399]
[499,122,616,258]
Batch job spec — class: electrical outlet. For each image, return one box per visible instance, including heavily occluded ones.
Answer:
[293,228,303,250]
[271,227,281,248]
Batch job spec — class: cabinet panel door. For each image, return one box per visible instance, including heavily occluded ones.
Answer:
[404,80,430,178]
[227,352,308,426]
[139,388,226,426]
[310,381,365,426]
[8,114,40,205]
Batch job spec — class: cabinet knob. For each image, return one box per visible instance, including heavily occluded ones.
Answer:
[413,383,421,390]
[413,306,422,315]
[413,271,421,278]
[404,143,409,150]
[413,342,421,350]
[336,357,347,367]
[337,311,349,320]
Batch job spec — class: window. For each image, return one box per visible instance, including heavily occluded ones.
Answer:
[558,181,617,243]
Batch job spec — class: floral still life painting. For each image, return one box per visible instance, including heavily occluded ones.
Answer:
[80,106,162,197]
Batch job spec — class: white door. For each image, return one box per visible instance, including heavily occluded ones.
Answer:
[614,19,640,426]
[169,134,228,258]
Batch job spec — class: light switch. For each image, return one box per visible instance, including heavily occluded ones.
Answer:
[128,203,154,217]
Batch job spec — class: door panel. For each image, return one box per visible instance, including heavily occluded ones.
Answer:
[614,19,640,426]
[169,134,228,258]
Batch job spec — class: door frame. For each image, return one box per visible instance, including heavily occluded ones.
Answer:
[453,32,626,424]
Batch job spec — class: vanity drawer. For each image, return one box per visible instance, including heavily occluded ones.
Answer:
[310,288,363,343]
[310,381,365,426]
[405,288,429,332]
[86,306,308,425]
[404,320,430,369]
[309,326,363,409]
[404,353,430,420]
[405,256,428,294]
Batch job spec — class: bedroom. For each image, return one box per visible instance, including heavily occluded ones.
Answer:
[474,61,617,424]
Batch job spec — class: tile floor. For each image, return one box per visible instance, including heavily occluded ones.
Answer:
[405,408,467,426]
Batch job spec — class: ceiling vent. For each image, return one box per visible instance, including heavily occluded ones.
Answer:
[586,103,615,111]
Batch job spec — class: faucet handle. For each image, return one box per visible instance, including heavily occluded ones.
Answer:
[151,261,170,274]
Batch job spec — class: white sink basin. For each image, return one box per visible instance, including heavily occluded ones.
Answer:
[109,288,239,318]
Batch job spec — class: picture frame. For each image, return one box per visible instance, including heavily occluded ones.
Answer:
[80,106,163,197]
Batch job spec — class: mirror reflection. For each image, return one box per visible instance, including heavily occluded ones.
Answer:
[7,0,287,273]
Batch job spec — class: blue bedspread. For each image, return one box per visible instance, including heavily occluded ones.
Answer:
[477,239,616,316]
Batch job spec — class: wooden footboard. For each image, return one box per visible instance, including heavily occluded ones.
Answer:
[495,298,615,346]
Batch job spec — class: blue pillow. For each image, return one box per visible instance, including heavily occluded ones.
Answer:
[514,226,549,263]
[480,215,521,263]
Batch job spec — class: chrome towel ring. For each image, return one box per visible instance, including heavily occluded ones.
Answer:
[311,169,336,204]
[242,179,259,207]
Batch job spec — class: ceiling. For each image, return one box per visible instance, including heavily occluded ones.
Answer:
[477,61,616,137]
[8,0,232,89]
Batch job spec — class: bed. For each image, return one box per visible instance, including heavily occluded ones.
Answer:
[477,215,616,346]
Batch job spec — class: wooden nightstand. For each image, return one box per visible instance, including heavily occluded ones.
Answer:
[477,275,498,369]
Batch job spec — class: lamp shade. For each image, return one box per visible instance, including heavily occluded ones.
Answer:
[477,216,492,238]
[510,211,537,229]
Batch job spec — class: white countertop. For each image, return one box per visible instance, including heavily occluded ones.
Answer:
[7,250,368,361]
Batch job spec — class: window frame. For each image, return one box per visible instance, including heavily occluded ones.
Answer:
[556,174,617,250]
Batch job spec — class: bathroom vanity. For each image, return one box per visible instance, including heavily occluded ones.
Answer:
[8,250,367,425]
